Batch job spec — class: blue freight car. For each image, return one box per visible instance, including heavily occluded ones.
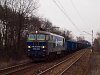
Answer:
[77,40,91,49]
[65,40,77,52]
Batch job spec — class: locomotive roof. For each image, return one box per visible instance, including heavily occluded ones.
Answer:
[30,31,64,38]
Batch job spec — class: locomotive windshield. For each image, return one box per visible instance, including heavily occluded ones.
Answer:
[37,34,45,40]
[28,34,46,40]
[28,34,36,40]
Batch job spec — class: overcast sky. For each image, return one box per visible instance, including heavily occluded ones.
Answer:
[37,0,100,42]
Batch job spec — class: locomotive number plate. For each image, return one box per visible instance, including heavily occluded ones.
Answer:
[33,47,40,50]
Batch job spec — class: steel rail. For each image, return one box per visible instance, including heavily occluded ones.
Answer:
[0,60,32,75]
[0,61,32,71]
[60,50,87,75]
[37,50,85,75]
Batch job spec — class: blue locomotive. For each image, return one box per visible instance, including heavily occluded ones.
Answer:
[26,31,91,60]
[27,31,65,60]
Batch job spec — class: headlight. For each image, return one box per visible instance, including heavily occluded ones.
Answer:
[41,46,45,48]
[28,46,31,48]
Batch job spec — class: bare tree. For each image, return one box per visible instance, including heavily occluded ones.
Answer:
[93,32,100,52]
[96,32,100,39]
[76,36,85,41]
[28,16,41,31]
[0,0,39,59]
[94,39,100,52]
[61,30,73,40]
[40,19,53,32]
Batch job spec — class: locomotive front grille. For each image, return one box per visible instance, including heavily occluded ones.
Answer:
[34,42,39,46]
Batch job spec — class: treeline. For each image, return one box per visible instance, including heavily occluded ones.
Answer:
[93,32,100,52]
[0,0,72,60]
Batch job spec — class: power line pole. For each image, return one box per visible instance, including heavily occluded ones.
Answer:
[92,30,93,52]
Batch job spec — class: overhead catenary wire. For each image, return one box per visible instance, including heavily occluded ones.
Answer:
[70,0,90,30]
[52,0,81,32]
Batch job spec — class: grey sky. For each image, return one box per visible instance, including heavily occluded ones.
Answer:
[37,0,100,42]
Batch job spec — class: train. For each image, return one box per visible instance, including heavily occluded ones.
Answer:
[26,31,91,60]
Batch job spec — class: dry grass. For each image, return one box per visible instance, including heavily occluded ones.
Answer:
[88,52,100,75]
[0,57,31,69]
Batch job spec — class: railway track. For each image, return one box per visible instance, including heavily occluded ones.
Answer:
[37,50,87,75]
[0,60,33,75]
[0,49,88,75]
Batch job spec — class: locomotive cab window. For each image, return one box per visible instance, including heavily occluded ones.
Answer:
[37,34,45,40]
[28,34,36,40]
[28,34,46,40]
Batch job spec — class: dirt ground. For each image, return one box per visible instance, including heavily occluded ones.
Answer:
[88,52,100,75]
[88,40,100,75]
[0,58,31,69]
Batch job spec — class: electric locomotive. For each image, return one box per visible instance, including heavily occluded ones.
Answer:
[27,31,65,60]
